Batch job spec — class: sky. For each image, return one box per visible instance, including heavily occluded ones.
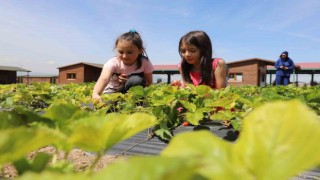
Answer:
[0,0,319,75]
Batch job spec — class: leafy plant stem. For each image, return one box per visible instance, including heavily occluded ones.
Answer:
[116,128,155,157]
[88,151,102,173]
[51,153,58,165]
[63,150,71,161]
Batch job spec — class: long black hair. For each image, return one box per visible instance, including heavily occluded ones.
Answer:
[179,30,213,85]
[115,30,149,70]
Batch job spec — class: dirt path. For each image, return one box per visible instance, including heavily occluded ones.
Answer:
[1,146,125,178]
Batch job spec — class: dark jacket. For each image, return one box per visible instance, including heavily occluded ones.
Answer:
[275,51,295,76]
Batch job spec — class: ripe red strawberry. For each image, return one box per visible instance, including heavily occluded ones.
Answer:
[215,106,225,112]
[182,121,189,126]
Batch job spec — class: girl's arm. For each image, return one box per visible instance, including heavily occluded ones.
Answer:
[144,72,153,87]
[178,67,187,85]
[214,59,227,89]
[92,66,112,101]
[171,67,186,87]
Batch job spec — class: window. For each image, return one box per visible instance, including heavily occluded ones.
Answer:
[67,73,76,79]
[228,73,243,82]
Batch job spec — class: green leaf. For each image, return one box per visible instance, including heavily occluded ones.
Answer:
[150,93,176,106]
[3,97,14,107]
[94,156,202,180]
[14,153,52,175]
[185,110,204,125]
[179,100,196,112]
[230,119,242,131]
[31,153,52,172]
[153,122,173,141]
[0,127,66,164]
[68,113,157,153]
[0,107,54,129]
[161,131,251,179]
[101,92,123,102]
[211,93,239,109]
[306,92,320,103]
[210,110,234,121]
[17,171,87,180]
[43,103,79,123]
[234,100,320,179]
[127,85,145,99]
[162,100,320,179]
[195,85,213,97]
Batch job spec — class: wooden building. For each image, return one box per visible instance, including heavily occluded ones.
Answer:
[0,66,31,84]
[17,75,59,84]
[57,62,103,84]
[226,58,275,86]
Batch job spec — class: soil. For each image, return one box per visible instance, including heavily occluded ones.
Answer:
[0,146,126,178]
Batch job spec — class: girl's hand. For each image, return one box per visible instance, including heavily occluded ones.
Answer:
[171,80,181,86]
[171,80,186,88]
[92,93,102,103]
[119,74,128,84]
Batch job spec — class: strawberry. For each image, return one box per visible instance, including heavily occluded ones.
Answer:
[215,106,225,112]
[182,121,189,126]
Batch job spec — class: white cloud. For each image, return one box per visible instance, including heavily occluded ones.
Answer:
[287,32,320,42]
[47,60,56,65]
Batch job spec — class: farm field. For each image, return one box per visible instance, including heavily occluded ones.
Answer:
[0,82,319,179]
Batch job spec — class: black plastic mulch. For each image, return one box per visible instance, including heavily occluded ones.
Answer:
[107,120,238,156]
[106,121,320,179]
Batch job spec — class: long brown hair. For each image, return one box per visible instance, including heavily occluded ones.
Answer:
[179,30,213,85]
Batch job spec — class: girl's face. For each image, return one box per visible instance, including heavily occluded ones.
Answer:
[116,39,142,66]
[180,42,201,66]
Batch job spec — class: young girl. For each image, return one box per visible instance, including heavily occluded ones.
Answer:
[174,30,227,89]
[92,30,154,102]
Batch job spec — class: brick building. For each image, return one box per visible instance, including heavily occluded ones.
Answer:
[18,75,59,84]
[57,62,103,84]
[226,58,275,86]
[56,59,275,86]
[153,59,276,86]
[58,59,318,87]
[0,66,31,84]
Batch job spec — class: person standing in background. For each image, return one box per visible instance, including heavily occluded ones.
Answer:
[274,51,295,86]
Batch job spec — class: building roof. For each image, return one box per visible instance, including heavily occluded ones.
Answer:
[153,64,179,74]
[18,75,58,78]
[226,58,275,65]
[0,66,31,72]
[153,64,178,71]
[57,60,320,73]
[57,62,179,72]
[57,62,103,69]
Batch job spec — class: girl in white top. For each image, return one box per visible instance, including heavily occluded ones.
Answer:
[92,30,154,102]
